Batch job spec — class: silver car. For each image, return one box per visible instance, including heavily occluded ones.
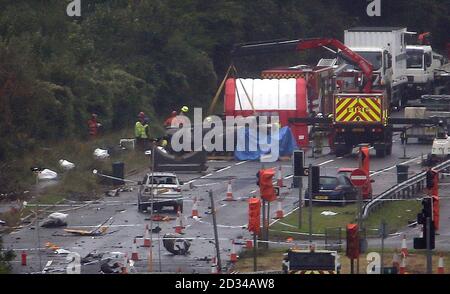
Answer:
[137,172,184,212]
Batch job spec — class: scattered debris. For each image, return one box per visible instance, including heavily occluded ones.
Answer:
[0,220,5,226]
[37,169,58,180]
[45,242,60,251]
[152,226,162,234]
[59,159,75,170]
[93,148,109,159]
[162,234,191,255]
[64,216,113,236]
[105,189,120,197]
[41,212,68,228]
[145,215,175,222]
[100,260,121,274]
[321,211,338,216]
[55,248,72,255]
[118,187,133,192]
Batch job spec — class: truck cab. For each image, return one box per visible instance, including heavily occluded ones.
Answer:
[343,27,409,108]
[406,45,445,98]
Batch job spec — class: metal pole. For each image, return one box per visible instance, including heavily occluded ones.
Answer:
[253,232,257,272]
[381,221,386,274]
[308,164,313,243]
[209,190,222,272]
[149,143,156,272]
[426,217,432,274]
[357,187,362,274]
[262,199,267,249]
[298,177,303,229]
[268,201,270,248]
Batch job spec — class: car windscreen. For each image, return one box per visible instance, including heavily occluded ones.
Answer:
[319,177,339,189]
[146,176,177,185]
[407,49,423,69]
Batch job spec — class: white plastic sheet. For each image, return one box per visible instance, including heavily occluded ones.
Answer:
[320,211,338,216]
[38,169,58,180]
[48,212,68,221]
[93,148,109,159]
[59,159,75,170]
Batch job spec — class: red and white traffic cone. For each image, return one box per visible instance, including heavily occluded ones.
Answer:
[21,251,27,266]
[274,200,284,219]
[230,240,238,263]
[174,209,184,234]
[401,235,408,257]
[245,239,253,249]
[438,253,445,274]
[224,180,235,201]
[131,238,139,261]
[399,253,407,274]
[143,225,151,247]
[191,197,199,218]
[211,257,218,274]
[277,166,283,187]
[392,249,400,271]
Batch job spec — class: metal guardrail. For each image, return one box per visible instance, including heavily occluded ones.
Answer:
[362,158,450,219]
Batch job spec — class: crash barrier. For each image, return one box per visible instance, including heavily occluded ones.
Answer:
[153,148,208,173]
[362,158,450,220]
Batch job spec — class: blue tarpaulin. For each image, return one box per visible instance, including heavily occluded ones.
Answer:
[234,126,298,161]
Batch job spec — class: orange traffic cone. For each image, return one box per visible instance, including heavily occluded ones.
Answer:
[131,238,139,261]
[211,257,218,274]
[191,197,199,218]
[224,180,235,201]
[399,253,407,274]
[174,209,184,234]
[392,249,400,271]
[230,240,238,263]
[245,239,253,249]
[277,166,283,187]
[401,235,408,257]
[274,200,284,219]
[438,253,445,274]
[21,251,27,266]
[143,225,151,247]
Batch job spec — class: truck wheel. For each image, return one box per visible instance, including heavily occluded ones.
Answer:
[375,148,386,158]
[385,145,392,156]
[138,204,146,212]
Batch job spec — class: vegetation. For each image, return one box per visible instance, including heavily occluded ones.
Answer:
[0,237,15,274]
[1,0,449,193]
[270,200,421,237]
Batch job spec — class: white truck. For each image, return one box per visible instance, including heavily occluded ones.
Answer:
[406,45,446,98]
[342,27,409,108]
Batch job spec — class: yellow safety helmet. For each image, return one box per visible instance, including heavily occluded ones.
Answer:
[160,139,168,147]
[181,106,189,113]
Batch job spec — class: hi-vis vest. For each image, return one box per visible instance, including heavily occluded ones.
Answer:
[135,122,148,139]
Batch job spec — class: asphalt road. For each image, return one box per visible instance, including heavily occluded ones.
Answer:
[3,126,448,274]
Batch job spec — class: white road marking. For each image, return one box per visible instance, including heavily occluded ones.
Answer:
[284,175,294,179]
[200,173,213,178]
[216,166,231,173]
[370,155,422,177]
[235,161,248,166]
[318,159,334,166]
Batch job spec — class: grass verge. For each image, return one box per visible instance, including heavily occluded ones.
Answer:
[270,200,421,239]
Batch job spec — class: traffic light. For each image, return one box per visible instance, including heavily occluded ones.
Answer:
[413,197,435,249]
[259,169,276,202]
[346,224,360,259]
[248,197,261,234]
[293,150,305,177]
[311,166,320,194]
